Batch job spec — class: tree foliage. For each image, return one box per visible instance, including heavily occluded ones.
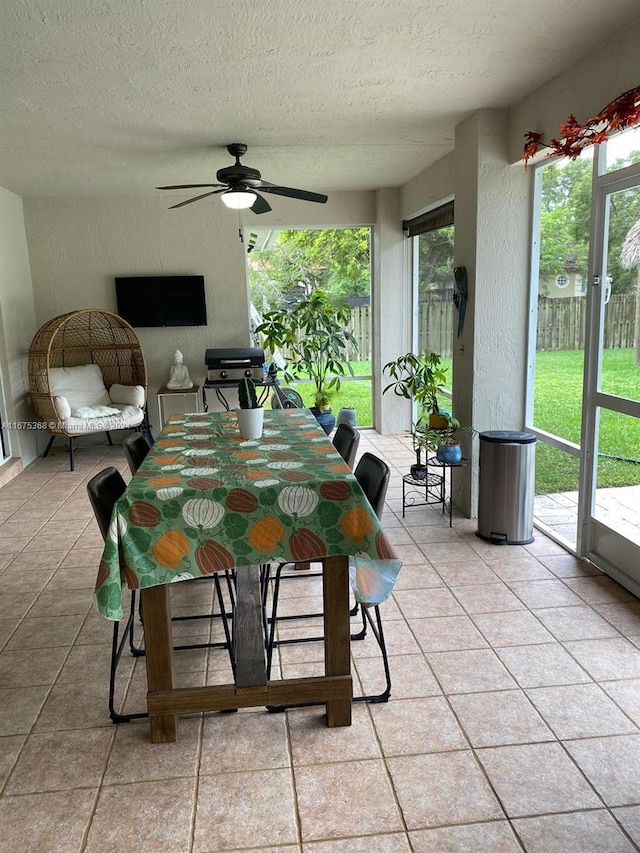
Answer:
[247,228,370,312]
[539,151,640,294]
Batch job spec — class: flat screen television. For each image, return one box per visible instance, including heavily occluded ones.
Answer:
[115,275,207,327]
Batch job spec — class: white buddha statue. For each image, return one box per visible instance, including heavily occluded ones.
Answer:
[166,349,193,390]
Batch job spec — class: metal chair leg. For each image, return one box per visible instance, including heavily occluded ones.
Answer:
[353,605,391,704]
[43,434,55,458]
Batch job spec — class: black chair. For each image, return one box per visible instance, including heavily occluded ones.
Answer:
[87,466,234,724]
[122,432,152,474]
[266,451,396,704]
[261,424,362,648]
[332,423,360,470]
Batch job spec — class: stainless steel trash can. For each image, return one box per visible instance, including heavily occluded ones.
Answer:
[477,430,536,545]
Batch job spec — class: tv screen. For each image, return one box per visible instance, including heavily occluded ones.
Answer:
[115,275,207,327]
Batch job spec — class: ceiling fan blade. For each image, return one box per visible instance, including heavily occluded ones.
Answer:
[157,183,225,190]
[251,193,272,215]
[257,183,328,204]
[168,190,222,209]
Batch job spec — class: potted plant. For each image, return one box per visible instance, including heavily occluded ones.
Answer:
[383,351,450,428]
[255,288,358,435]
[236,377,264,439]
[422,413,464,463]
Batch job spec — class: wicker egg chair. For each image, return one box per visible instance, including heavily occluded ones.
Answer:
[28,309,150,470]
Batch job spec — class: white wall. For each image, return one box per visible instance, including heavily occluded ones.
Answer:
[0,187,38,465]
[23,191,376,435]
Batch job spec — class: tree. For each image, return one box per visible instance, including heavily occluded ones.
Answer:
[247,228,370,311]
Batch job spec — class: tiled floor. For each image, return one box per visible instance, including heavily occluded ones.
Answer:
[1,430,640,851]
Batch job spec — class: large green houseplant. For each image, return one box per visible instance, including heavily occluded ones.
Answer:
[255,288,358,431]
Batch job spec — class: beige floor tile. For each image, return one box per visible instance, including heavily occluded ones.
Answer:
[565,735,640,806]
[409,821,521,852]
[418,541,479,563]
[594,602,640,636]
[564,637,640,681]
[450,582,526,614]
[613,805,640,847]
[304,834,411,852]
[477,742,602,817]
[0,788,97,853]
[354,653,441,700]
[534,605,621,641]
[426,648,517,694]
[6,614,84,650]
[0,592,39,620]
[411,615,488,653]
[370,696,467,755]
[526,683,638,739]
[0,734,24,787]
[287,705,380,766]
[450,689,553,747]
[34,679,115,731]
[496,643,592,688]
[194,769,298,851]
[87,778,196,853]
[105,717,201,783]
[295,759,403,841]
[200,708,290,773]
[564,575,635,606]
[56,642,134,684]
[391,564,443,590]
[507,579,586,609]
[430,560,499,586]
[394,587,464,619]
[387,750,504,829]
[28,588,94,617]
[5,727,113,794]
[0,646,68,687]
[512,810,635,853]
[471,609,554,647]
[350,618,421,659]
[538,553,602,578]
[0,685,50,735]
[601,679,640,725]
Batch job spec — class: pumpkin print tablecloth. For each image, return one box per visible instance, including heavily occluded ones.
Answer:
[95,408,402,620]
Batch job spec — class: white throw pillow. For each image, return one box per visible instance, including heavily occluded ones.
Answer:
[49,364,110,410]
[53,396,71,421]
[109,383,145,408]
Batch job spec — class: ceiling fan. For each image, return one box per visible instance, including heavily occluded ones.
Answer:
[157,143,328,214]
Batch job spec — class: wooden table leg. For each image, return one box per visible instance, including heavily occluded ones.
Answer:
[323,554,352,727]
[141,584,177,743]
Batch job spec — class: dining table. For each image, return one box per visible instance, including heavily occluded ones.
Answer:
[94,407,401,743]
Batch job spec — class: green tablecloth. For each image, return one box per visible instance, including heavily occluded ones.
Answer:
[95,408,401,620]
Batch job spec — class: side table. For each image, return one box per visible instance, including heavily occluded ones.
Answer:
[402,456,468,526]
[157,385,201,427]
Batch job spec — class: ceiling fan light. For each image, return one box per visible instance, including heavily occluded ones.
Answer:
[221,189,257,210]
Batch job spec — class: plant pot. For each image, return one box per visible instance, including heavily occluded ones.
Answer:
[336,406,357,428]
[429,412,449,429]
[410,463,428,481]
[436,442,462,464]
[310,407,336,435]
[236,407,264,439]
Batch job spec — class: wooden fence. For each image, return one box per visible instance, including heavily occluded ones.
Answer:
[346,293,637,358]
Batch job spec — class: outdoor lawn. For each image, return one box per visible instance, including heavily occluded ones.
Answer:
[287,350,640,495]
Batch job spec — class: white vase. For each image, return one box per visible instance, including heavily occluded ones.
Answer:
[236,407,264,439]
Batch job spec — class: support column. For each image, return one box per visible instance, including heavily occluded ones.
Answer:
[373,188,412,435]
[453,110,530,516]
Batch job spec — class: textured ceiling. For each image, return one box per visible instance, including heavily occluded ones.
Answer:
[1,0,638,198]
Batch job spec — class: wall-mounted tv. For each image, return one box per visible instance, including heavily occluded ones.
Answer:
[115,275,207,328]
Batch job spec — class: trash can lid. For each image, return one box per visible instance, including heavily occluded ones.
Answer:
[479,430,537,444]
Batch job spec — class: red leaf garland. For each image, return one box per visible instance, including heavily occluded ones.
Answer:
[523,86,640,167]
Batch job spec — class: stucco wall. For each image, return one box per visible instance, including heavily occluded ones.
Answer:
[0,187,38,465]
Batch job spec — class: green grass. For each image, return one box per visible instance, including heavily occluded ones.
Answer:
[534,348,640,493]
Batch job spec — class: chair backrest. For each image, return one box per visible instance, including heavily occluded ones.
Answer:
[122,432,151,474]
[87,466,127,541]
[354,452,390,520]
[332,423,360,470]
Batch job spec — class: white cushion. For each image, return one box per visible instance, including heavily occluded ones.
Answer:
[71,404,121,419]
[109,383,145,408]
[61,404,144,435]
[53,396,71,421]
[49,364,110,410]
